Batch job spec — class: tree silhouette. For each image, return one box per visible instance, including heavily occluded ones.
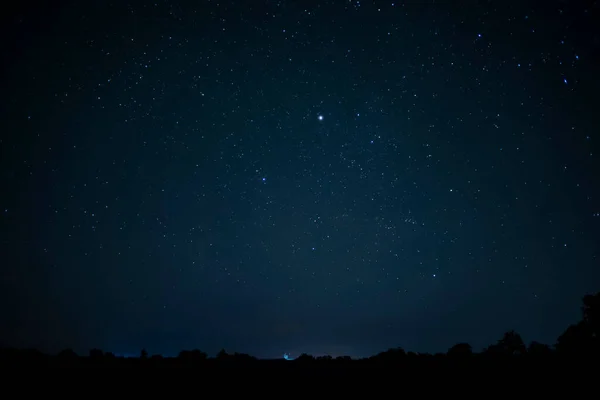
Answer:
[296,353,315,362]
[140,348,148,359]
[2,290,600,370]
[556,292,600,356]
[447,342,472,357]
[527,341,551,356]
[216,349,229,359]
[582,292,600,334]
[371,347,407,363]
[89,348,104,359]
[485,330,526,356]
[58,348,77,360]
[581,292,600,329]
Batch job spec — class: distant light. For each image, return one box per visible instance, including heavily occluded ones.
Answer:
[318,115,324,121]
[262,177,266,182]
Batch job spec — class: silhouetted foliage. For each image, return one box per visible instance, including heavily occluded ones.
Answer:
[58,348,77,360]
[556,292,600,356]
[372,347,406,362]
[447,342,472,358]
[556,321,593,355]
[484,330,526,356]
[89,348,104,359]
[1,291,599,370]
[296,353,315,362]
[582,292,600,328]
[528,341,551,356]
[216,349,228,359]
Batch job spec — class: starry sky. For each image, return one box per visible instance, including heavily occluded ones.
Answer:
[1,0,599,359]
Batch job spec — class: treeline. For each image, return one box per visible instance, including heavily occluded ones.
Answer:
[1,292,598,368]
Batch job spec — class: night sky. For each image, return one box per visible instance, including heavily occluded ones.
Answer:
[1,0,599,359]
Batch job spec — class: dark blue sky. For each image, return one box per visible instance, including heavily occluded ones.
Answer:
[1,0,599,359]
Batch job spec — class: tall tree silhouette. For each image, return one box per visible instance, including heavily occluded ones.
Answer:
[556,292,600,355]
[216,349,229,360]
[582,293,600,331]
[140,348,148,359]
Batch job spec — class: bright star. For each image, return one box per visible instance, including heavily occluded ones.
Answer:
[318,115,324,121]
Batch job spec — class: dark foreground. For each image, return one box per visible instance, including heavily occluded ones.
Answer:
[1,348,595,372]
[1,348,597,395]
[1,291,598,388]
